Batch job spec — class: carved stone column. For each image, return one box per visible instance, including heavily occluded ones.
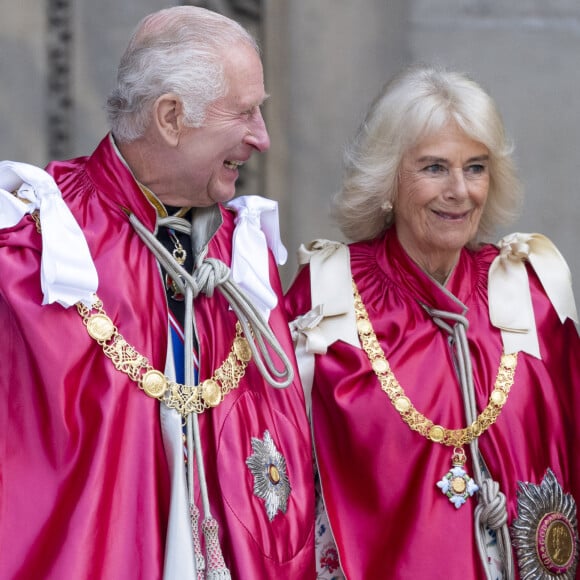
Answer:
[46,0,74,160]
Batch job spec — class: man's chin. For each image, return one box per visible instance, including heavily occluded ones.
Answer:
[210,188,237,205]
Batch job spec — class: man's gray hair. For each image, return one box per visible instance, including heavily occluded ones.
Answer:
[106,6,258,143]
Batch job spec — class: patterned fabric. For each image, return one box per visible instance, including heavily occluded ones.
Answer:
[314,473,345,579]
[484,527,504,580]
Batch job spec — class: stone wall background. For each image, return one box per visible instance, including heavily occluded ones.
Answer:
[1,0,579,297]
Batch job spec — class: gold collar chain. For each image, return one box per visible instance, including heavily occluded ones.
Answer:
[76,297,252,418]
[352,280,518,447]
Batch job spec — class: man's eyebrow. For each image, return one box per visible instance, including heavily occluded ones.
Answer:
[241,94,270,111]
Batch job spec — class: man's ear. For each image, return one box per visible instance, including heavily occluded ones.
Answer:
[153,93,184,146]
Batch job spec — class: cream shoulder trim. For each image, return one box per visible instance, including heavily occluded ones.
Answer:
[489,232,579,358]
[290,239,359,415]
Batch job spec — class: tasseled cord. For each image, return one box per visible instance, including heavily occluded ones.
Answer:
[129,212,294,578]
[424,304,515,580]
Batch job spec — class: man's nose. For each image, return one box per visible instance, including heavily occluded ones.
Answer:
[245,108,270,152]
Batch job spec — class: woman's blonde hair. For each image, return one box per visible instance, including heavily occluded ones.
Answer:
[332,64,522,244]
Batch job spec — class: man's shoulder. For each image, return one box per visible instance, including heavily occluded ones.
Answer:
[0,211,41,249]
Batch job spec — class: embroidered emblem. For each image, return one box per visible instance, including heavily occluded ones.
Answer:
[165,273,185,301]
[436,447,479,508]
[246,430,291,521]
[511,468,578,578]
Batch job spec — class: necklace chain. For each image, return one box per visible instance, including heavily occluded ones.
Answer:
[165,228,187,300]
[352,280,518,446]
[167,228,187,265]
[77,297,252,417]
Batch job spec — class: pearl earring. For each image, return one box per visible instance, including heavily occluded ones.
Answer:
[381,200,393,212]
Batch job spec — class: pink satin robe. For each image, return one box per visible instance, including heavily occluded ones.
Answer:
[285,228,580,579]
[0,136,315,579]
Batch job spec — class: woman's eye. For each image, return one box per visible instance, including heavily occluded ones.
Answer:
[466,164,486,175]
[425,164,445,174]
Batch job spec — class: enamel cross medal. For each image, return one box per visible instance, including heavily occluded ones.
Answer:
[437,447,479,508]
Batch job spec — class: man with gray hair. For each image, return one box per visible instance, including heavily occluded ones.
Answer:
[0,6,315,579]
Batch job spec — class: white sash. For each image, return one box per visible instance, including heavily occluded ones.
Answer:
[0,161,98,307]
[227,195,287,321]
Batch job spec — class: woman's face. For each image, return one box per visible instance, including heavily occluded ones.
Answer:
[394,121,490,280]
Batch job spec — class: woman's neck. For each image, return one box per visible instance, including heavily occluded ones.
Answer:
[399,239,460,286]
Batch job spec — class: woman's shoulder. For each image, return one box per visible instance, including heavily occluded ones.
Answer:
[485,232,578,357]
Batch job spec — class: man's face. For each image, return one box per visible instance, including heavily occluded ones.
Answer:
[174,42,270,207]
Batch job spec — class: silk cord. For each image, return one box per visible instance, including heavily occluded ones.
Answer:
[425,305,515,580]
[129,212,295,578]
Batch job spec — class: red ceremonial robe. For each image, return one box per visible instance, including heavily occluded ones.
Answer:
[285,228,580,580]
[0,135,315,579]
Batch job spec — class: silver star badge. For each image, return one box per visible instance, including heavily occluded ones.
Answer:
[512,468,578,578]
[246,430,291,521]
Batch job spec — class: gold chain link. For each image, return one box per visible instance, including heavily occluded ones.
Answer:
[352,281,517,446]
[76,297,252,417]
